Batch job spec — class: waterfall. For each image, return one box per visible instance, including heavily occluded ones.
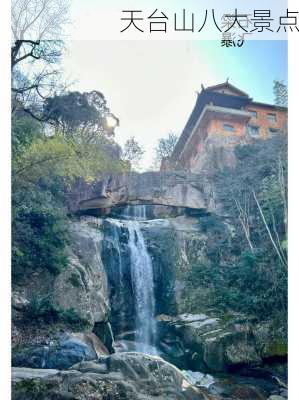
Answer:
[110,221,124,284]
[105,204,157,355]
[109,220,125,331]
[127,220,157,354]
[122,205,147,221]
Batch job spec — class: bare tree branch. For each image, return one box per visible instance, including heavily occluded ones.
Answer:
[253,190,287,269]
[234,193,254,252]
[12,0,71,41]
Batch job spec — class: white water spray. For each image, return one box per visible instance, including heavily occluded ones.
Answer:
[127,219,157,353]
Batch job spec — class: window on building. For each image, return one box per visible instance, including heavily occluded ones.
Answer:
[268,128,280,136]
[247,125,260,138]
[223,123,235,132]
[267,113,277,123]
[248,110,257,118]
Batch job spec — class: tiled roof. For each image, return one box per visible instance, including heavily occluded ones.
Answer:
[205,82,249,97]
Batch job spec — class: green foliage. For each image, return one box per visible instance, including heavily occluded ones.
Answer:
[154,132,178,167]
[216,136,287,254]
[273,80,288,107]
[182,250,287,320]
[122,136,145,170]
[12,182,69,278]
[182,137,287,321]
[68,273,81,288]
[62,308,89,326]
[22,296,61,323]
[23,296,89,327]
[43,90,118,140]
[12,108,126,281]
[223,251,287,317]
[14,379,52,400]
[13,133,125,187]
[217,138,287,319]
[12,113,43,155]
[11,34,126,287]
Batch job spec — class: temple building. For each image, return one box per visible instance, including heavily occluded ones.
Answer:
[164,82,287,172]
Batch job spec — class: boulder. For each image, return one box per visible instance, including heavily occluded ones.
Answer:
[157,313,262,372]
[12,333,108,370]
[68,332,109,358]
[12,292,30,311]
[181,370,215,388]
[47,335,98,368]
[12,352,218,400]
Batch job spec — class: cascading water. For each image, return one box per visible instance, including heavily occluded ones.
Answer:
[105,205,157,355]
[122,204,147,220]
[110,221,124,285]
[127,219,157,354]
[109,220,125,331]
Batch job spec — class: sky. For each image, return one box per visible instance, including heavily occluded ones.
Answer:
[62,39,287,169]
[67,0,288,41]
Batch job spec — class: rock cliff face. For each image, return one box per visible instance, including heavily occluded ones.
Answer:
[67,171,215,215]
[53,221,109,326]
[12,220,110,348]
[12,137,287,400]
[189,132,247,174]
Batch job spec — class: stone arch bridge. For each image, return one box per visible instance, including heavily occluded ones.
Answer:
[67,171,214,216]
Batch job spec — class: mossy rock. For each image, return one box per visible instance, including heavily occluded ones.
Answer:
[262,339,288,358]
[253,321,287,359]
[12,379,61,400]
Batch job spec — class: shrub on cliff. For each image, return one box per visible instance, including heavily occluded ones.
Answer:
[12,110,126,280]
[12,181,69,279]
[22,296,89,328]
[181,136,287,322]
[215,136,287,320]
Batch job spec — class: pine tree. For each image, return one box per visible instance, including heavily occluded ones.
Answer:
[273,80,288,107]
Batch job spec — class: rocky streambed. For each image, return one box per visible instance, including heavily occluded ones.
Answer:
[12,352,218,400]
